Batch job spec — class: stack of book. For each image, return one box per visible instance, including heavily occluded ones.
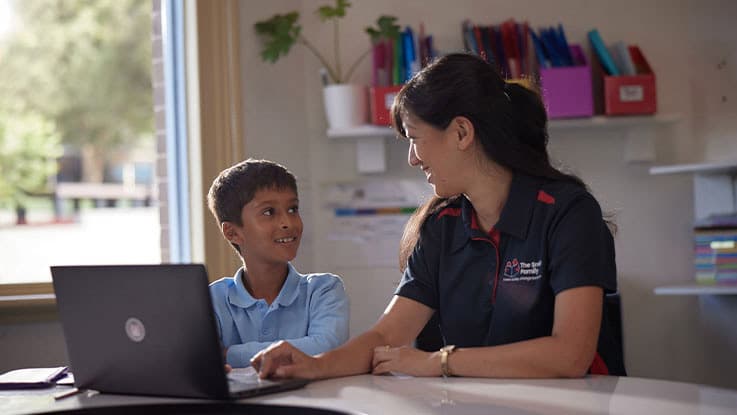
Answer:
[694,214,737,284]
[461,18,533,80]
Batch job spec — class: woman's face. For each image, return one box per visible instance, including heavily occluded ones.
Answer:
[402,113,465,198]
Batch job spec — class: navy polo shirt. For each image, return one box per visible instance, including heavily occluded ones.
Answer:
[396,173,625,375]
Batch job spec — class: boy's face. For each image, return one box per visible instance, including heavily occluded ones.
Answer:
[223,187,302,266]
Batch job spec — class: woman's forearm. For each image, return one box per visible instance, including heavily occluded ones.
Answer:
[446,335,594,378]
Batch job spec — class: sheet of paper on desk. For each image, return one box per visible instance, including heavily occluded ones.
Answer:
[0,366,68,389]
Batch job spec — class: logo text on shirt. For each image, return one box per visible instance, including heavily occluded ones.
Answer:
[502,259,542,282]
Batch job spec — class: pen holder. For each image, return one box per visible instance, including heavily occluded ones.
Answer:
[539,46,594,119]
[369,85,403,126]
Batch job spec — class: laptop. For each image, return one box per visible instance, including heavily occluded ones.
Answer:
[51,264,309,399]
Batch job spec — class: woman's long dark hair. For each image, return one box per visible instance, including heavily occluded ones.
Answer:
[394,53,609,272]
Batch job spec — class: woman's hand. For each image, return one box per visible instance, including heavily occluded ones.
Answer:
[251,340,322,379]
[371,345,442,377]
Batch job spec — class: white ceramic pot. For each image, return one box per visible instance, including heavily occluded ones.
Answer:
[322,84,369,129]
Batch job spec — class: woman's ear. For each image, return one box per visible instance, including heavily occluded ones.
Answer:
[452,116,475,151]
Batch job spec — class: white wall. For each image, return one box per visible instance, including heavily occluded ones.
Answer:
[2,0,735,390]
[239,0,737,389]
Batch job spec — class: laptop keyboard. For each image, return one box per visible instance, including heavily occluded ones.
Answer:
[227,367,281,391]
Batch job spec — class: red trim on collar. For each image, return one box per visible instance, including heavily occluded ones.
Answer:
[537,190,555,205]
[471,212,501,242]
[589,352,610,375]
[470,211,480,230]
[436,207,461,220]
[489,228,501,246]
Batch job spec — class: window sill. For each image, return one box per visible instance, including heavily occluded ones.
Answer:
[0,284,59,323]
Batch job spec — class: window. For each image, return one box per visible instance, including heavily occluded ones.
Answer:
[0,0,247,305]
[0,0,159,291]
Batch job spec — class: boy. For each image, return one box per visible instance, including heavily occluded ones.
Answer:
[207,158,349,368]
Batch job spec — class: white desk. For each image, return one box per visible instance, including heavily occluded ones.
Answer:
[2,374,737,415]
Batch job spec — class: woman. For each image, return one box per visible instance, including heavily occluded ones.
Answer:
[252,53,625,379]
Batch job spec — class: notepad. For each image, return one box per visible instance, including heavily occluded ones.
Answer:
[0,366,69,389]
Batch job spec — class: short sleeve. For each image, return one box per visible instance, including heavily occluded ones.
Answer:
[548,193,617,294]
[395,227,440,310]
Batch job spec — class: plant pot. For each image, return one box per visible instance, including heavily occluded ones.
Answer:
[322,84,369,129]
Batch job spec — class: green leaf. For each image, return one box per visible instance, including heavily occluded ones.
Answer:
[365,15,401,42]
[317,0,350,21]
[254,12,301,63]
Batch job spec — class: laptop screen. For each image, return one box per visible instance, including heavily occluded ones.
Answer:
[52,264,231,398]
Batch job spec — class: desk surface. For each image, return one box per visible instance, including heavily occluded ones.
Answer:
[2,374,737,415]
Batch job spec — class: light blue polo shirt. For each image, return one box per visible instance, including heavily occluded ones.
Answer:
[209,263,350,368]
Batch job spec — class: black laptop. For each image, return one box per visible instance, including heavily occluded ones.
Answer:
[51,264,308,399]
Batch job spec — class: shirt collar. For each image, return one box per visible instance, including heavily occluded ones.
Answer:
[495,173,539,240]
[227,263,301,308]
[449,173,539,252]
[274,263,301,307]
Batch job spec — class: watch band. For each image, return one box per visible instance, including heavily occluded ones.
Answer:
[440,345,456,377]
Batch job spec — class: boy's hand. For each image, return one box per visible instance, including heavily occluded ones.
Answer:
[251,340,321,380]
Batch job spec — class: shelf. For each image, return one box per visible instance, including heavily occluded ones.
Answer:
[649,161,737,175]
[327,124,395,138]
[654,284,737,296]
[327,113,682,173]
[548,113,681,130]
[327,114,682,140]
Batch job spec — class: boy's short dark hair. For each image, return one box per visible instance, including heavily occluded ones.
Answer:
[207,158,298,227]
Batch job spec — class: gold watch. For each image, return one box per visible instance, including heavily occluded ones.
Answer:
[439,344,456,377]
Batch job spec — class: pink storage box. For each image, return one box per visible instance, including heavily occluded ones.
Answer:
[539,45,594,119]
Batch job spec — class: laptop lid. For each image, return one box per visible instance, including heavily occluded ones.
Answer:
[51,264,306,399]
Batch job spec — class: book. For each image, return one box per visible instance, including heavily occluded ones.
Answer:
[0,366,68,389]
[587,29,620,76]
[612,41,636,75]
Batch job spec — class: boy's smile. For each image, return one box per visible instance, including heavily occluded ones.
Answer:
[226,187,303,266]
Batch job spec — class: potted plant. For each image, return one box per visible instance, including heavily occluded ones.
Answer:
[254,0,400,129]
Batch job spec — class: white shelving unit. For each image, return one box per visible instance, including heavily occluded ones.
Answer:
[650,160,737,296]
[548,113,681,130]
[654,285,737,296]
[328,114,682,172]
[649,161,737,175]
[327,125,395,174]
[649,160,737,223]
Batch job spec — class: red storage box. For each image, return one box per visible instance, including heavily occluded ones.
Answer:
[602,46,657,115]
[604,74,656,115]
[369,85,403,125]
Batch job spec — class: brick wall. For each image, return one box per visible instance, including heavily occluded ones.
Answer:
[151,0,169,262]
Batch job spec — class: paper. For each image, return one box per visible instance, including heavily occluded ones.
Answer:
[325,179,430,209]
[323,180,432,267]
[0,366,68,389]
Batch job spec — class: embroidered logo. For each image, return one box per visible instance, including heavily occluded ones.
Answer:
[503,258,521,278]
[502,259,543,282]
